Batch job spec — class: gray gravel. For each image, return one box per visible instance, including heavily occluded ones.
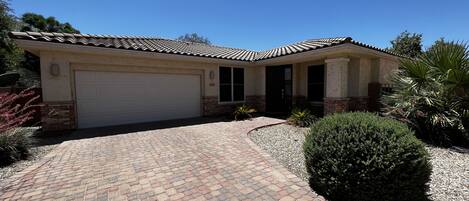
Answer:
[0,144,57,181]
[426,145,469,201]
[0,127,58,183]
[249,123,309,181]
[249,123,469,201]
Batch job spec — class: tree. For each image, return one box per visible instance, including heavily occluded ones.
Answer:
[427,37,465,52]
[387,31,423,58]
[177,33,211,44]
[20,13,79,33]
[383,41,469,147]
[0,0,20,74]
[17,13,80,86]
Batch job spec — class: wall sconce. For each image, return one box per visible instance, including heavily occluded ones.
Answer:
[50,64,60,76]
[209,70,215,80]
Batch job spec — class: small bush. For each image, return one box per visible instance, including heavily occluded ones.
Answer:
[287,108,317,127]
[303,112,431,201]
[233,105,256,120]
[0,128,31,166]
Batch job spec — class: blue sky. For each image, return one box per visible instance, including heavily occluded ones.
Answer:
[9,0,469,51]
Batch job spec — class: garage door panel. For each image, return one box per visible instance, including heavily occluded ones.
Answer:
[75,71,201,128]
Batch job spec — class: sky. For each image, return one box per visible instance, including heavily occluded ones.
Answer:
[9,0,469,51]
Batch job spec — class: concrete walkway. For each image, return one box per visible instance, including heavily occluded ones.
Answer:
[0,117,324,201]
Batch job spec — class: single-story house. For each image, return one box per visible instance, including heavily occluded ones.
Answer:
[9,32,400,131]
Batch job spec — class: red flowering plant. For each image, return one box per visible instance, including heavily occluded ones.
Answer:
[0,88,40,165]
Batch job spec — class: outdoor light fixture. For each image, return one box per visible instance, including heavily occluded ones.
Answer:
[209,70,215,80]
[50,63,60,76]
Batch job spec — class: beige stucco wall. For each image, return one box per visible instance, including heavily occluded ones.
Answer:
[35,42,399,104]
[348,57,372,97]
[371,58,399,84]
[39,51,259,102]
[348,58,360,97]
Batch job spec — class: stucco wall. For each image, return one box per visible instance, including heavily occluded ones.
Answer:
[371,58,399,84]
[348,58,360,97]
[39,51,259,103]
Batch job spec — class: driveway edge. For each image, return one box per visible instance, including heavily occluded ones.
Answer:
[244,121,325,201]
[0,142,68,191]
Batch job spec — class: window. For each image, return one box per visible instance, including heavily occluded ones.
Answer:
[308,65,325,102]
[219,67,244,102]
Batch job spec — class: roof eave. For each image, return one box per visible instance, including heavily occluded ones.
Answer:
[13,38,401,66]
[13,39,256,66]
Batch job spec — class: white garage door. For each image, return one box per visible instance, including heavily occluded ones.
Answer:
[75,71,201,128]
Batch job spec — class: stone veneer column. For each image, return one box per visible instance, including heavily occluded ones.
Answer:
[41,101,76,131]
[324,58,350,114]
[202,95,265,116]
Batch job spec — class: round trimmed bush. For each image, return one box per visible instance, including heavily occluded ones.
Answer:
[303,112,431,201]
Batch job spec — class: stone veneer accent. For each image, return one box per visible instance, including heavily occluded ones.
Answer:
[41,101,75,131]
[349,97,369,111]
[292,95,307,107]
[323,97,350,115]
[202,96,231,116]
[246,95,265,112]
[202,95,266,116]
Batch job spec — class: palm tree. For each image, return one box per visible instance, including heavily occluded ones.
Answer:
[383,41,469,147]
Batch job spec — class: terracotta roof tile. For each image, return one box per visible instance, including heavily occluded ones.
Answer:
[9,32,400,61]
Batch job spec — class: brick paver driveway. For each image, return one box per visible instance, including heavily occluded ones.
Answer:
[1,117,324,201]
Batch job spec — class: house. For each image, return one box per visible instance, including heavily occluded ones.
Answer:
[9,32,400,131]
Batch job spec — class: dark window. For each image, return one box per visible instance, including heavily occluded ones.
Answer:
[308,65,325,102]
[219,67,244,102]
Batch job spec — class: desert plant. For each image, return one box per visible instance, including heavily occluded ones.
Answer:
[303,112,431,201]
[0,88,39,133]
[382,41,469,147]
[0,128,31,166]
[287,108,317,127]
[0,88,39,165]
[233,105,256,120]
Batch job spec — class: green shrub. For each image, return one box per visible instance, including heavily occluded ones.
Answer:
[0,128,31,166]
[233,105,256,120]
[303,112,431,201]
[287,108,317,127]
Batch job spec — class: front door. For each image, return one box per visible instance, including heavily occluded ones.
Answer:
[266,65,292,113]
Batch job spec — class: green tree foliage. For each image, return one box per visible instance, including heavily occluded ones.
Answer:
[20,13,79,33]
[427,37,465,52]
[383,41,469,147]
[177,33,211,44]
[387,31,423,58]
[0,0,20,74]
[16,12,80,86]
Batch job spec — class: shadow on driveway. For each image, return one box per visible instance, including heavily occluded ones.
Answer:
[32,116,231,147]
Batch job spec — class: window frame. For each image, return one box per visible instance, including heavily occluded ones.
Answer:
[218,67,245,103]
[307,64,326,103]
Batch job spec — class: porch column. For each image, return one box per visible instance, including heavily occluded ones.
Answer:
[324,57,350,114]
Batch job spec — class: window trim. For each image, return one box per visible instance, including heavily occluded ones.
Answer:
[218,67,245,104]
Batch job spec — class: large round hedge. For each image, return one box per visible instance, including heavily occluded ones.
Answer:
[303,112,431,201]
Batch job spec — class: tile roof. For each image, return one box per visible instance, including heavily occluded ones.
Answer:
[9,32,399,62]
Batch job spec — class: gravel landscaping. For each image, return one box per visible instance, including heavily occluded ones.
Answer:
[249,123,469,201]
[0,144,57,181]
[0,128,58,183]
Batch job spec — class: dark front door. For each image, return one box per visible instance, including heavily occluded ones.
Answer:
[266,65,292,113]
